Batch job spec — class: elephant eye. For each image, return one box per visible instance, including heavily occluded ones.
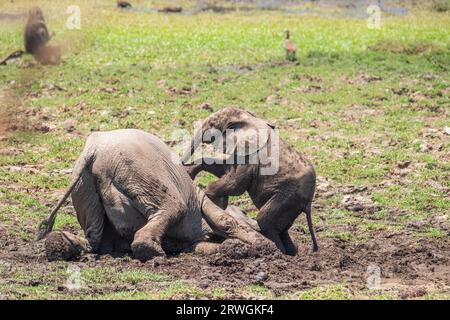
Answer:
[226,122,244,130]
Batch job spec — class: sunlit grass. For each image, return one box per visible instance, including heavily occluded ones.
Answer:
[0,0,448,299]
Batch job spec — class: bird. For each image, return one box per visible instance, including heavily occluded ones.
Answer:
[283,30,297,62]
[117,1,132,9]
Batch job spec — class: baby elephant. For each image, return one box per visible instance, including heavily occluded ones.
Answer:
[182,107,318,255]
[37,129,269,261]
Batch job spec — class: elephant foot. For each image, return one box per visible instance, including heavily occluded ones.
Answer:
[45,231,91,261]
[284,246,298,256]
[279,231,298,256]
[131,239,165,262]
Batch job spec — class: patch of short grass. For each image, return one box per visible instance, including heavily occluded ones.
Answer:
[297,284,352,300]
[82,267,167,285]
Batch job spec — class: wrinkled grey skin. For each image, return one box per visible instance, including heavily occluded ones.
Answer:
[182,107,318,255]
[37,129,268,261]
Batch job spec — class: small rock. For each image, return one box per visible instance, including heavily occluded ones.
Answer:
[255,272,268,282]
[443,127,450,135]
[419,143,431,152]
[397,161,411,169]
[341,195,379,213]
[266,95,278,103]
[198,280,210,289]
[29,280,41,287]
[38,123,57,132]
[410,91,426,102]
[47,83,64,91]
[197,103,213,112]
[309,120,319,128]
[62,118,78,133]
[103,87,116,94]
[76,102,86,110]
[320,190,336,199]
[310,262,322,271]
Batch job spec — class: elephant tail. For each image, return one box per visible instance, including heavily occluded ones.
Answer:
[36,150,94,241]
[305,202,318,252]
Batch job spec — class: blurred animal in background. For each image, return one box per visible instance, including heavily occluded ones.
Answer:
[1,7,60,66]
[24,6,60,65]
[36,45,61,65]
[117,1,132,9]
[24,7,52,55]
[283,30,297,62]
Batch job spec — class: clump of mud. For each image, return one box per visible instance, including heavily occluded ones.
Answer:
[210,239,282,267]
[45,231,91,261]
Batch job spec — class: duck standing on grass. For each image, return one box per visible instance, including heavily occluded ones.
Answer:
[284,30,297,62]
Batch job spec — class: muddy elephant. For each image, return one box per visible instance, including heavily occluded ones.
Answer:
[181,107,318,255]
[37,129,269,261]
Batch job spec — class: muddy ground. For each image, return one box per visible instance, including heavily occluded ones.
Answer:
[0,176,448,299]
[0,0,449,300]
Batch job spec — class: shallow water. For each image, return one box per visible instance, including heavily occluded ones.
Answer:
[108,0,409,19]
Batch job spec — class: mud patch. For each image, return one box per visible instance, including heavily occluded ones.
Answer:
[0,213,448,299]
[45,231,91,262]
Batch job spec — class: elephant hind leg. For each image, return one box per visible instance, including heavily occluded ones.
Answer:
[97,218,131,255]
[71,169,106,252]
[256,195,302,255]
[131,207,181,261]
[280,231,297,256]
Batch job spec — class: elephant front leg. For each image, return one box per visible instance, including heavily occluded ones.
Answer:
[131,209,176,261]
[205,165,252,210]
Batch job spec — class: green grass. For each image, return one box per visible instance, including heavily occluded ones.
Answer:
[82,267,167,285]
[297,284,352,300]
[0,0,449,299]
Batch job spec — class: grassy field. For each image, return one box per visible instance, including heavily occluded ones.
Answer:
[0,0,449,299]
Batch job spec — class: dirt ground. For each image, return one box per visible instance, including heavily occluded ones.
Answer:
[0,176,448,299]
[0,0,448,300]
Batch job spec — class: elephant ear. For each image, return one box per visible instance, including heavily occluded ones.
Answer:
[245,110,276,129]
[224,116,274,157]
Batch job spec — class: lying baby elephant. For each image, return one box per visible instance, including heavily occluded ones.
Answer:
[37,129,270,261]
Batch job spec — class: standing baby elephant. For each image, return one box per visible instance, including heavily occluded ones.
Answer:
[181,107,318,255]
[37,129,267,261]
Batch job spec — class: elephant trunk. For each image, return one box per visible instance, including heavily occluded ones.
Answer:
[181,129,203,164]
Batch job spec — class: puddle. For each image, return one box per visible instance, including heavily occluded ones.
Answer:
[1,1,408,23]
[109,0,409,18]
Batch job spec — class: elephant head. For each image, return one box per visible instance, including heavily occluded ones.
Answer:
[181,107,275,164]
